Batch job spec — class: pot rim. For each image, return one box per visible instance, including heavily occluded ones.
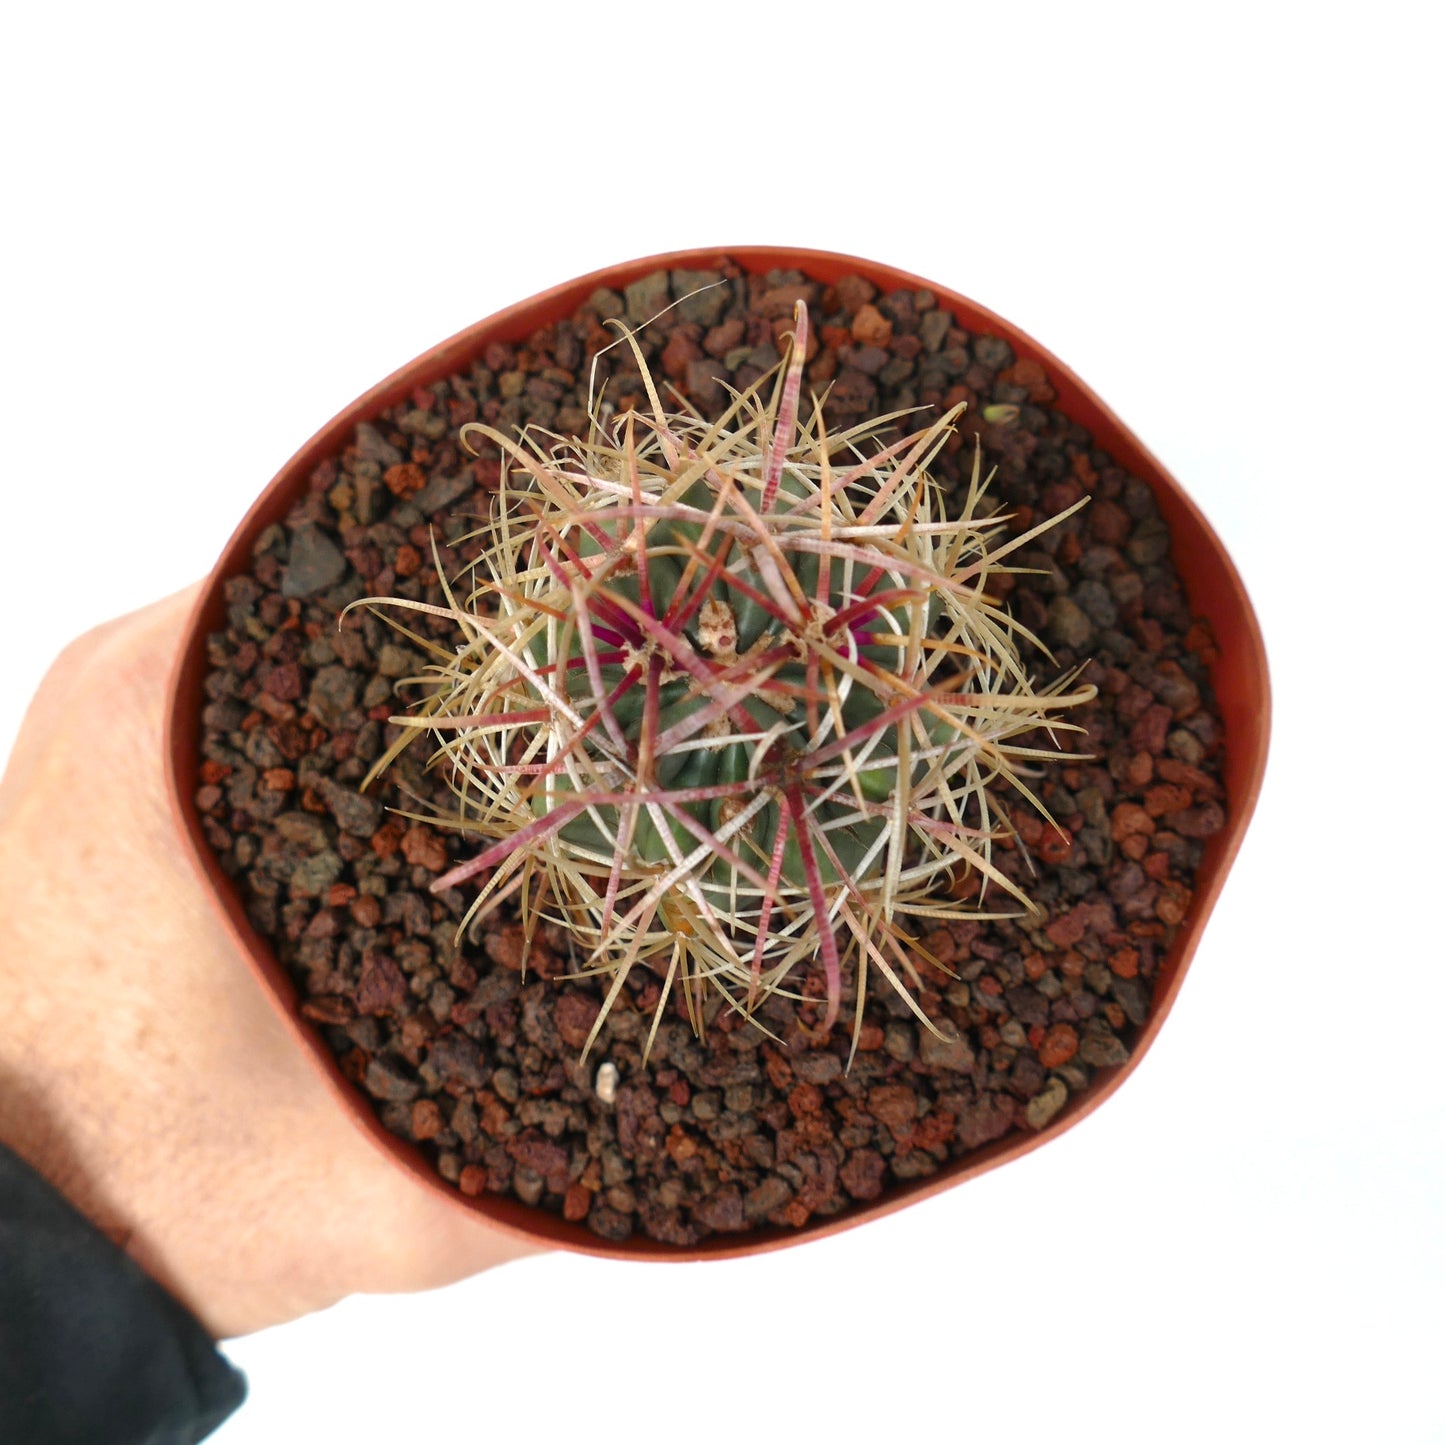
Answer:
[165,245,1271,1260]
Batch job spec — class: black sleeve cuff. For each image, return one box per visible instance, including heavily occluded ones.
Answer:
[0,1142,247,1444]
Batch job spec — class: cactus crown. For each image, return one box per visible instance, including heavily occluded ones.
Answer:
[363,302,1093,1062]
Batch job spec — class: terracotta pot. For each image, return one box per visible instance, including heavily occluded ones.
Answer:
[166,247,1270,1259]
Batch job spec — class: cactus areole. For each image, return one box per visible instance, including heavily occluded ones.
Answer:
[364,302,1094,1060]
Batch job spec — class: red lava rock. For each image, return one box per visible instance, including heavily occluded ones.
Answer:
[763,1048,794,1091]
[400,823,449,872]
[394,543,422,578]
[356,952,408,1015]
[411,1098,444,1141]
[261,767,295,792]
[261,661,304,702]
[1167,801,1226,839]
[1125,750,1155,787]
[694,1185,747,1232]
[1143,850,1173,882]
[554,990,601,1050]
[1089,497,1132,544]
[854,1023,885,1052]
[1111,802,1156,845]
[868,1083,918,1141]
[1109,947,1141,979]
[1130,704,1174,755]
[300,995,353,1026]
[1037,1023,1079,1069]
[1144,782,1192,818]
[350,893,382,928]
[1155,883,1192,926]
[1000,357,1055,404]
[851,303,893,346]
[788,1082,824,1120]
[840,1148,888,1201]
[1156,757,1223,797]
[369,818,405,858]
[661,328,703,383]
[1045,906,1089,948]
[704,316,745,358]
[563,1182,593,1223]
[665,1124,699,1164]
[920,923,960,968]
[956,1093,1017,1150]
[327,882,357,907]
[511,1130,570,1192]
[384,462,426,498]
[459,1164,488,1197]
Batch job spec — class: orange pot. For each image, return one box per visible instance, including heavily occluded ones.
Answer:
[166,247,1270,1259]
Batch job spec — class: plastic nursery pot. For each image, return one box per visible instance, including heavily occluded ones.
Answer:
[167,247,1270,1261]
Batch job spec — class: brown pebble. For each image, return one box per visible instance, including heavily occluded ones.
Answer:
[351,893,382,928]
[400,823,449,872]
[1110,947,1141,979]
[851,304,893,346]
[411,1098,444,1141]
[1038,1023,1079,1069]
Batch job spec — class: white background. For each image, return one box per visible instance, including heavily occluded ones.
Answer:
[3,4,1441,1442]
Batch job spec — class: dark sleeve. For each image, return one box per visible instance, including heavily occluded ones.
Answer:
[0,1142,247,1445]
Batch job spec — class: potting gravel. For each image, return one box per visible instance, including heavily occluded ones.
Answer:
[195,261,1227,1244]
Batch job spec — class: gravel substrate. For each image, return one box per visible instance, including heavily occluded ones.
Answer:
[195,260,1227,1245]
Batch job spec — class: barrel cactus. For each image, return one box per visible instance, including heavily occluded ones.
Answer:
[362,302,1093,1060]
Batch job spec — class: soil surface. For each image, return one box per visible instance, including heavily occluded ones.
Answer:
[195,261,1227,1245]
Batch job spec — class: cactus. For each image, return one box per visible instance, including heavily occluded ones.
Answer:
[361,302,1094,1061]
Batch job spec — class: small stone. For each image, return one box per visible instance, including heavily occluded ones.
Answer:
[282,525,347,599]
[588,287,625,321]
[1077,1024,1130,1067]
[317,777,382,837]
[671,269,728,327]
[1037,1022,1079,1069]
[1025,1076,1068,1130]
[355,422,403,467]
[400,823,449,872]
[744,1176,794,1221]
[595,1061,619,1105]
[1047,595,1096,650]
[883,1021,917,1062]
[918,309,952,353]
[851,304,893,346]
[588,1203,633,1241]
[694,1185,746,1232]
[306,665,361,727]
[289,851,343,899]
[624,269,671,325]
[365,1054,421,1103]
[356,952,408,1015]
[412,471,472,517]
[839,1148,888,1202]
[867,1083,918,1140]
[1126,516,1172,566]
[917,1018,975,1072]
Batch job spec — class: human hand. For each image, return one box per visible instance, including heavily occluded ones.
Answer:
[0,587,541,1339]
